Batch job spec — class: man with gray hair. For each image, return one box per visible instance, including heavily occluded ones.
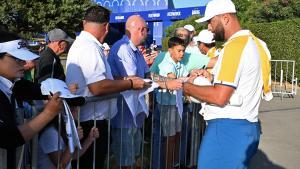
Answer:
[184,24,196,40]
[34,28,73,83]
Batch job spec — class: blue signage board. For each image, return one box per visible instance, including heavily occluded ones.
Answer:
[94,0,210,46]
[110,6,206,23]
[94,0,168,13]
[94,0,209,21]
[169,0,210,9]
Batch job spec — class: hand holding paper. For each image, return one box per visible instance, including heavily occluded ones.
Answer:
[121,79,159,125]
[41,78,85,106]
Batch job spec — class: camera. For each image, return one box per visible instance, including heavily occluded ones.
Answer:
[146,44,158,55]
[146,48,152,55]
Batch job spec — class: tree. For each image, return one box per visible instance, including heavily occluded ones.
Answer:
[246,0,300,23]
[164,15,207,37]
[232,0,253,24]
[0,0,93,38]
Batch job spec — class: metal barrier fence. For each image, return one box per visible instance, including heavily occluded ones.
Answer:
[271,60,298,98]
[0,90,205,169]
[1,60,297,169]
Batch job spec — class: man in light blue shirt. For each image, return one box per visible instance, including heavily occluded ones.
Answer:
[108,15,150,168]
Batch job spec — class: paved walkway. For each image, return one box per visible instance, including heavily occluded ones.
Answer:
[250,92,300,169]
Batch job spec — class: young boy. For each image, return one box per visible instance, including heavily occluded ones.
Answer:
[155,37,188,169]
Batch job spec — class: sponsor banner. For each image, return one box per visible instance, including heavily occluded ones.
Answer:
[110,6,205,23]
[94,0,210,13]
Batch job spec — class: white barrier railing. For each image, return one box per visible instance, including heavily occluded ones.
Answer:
[271,60,298,98]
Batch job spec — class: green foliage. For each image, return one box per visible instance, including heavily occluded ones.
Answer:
[0,0,93,38]
[246,0,300,23]
[232,0,252,24]
[164,15,207,37]
[246,18,300,80]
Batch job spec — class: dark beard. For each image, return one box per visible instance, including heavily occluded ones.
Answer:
[214,22,225,42]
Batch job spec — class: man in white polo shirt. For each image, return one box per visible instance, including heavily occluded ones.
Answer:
[66,5,147,169]
[183,0,272,168]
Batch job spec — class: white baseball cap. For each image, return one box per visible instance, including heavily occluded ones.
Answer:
[193,29,215,44]
[0,39,39,61]
[184,24,195,32]
[195,0,236,23]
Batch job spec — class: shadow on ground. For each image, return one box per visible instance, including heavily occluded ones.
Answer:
[250,149,286,169]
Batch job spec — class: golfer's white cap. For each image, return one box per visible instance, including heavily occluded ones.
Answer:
[195,0,236,23]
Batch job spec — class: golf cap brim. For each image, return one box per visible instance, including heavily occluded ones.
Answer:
[0,40,39,61]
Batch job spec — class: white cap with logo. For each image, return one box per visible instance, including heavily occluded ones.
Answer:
[0,39,39,61]
[184,24,195,32]
[195,0,236,23]
[193,29,215,44]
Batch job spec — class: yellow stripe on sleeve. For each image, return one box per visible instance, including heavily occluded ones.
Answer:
[217,36,249,83]
[250,33,272,94]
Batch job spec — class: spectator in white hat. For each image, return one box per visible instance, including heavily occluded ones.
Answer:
[183,25,200,54]
[184,24,196,40]
[193,29,220,58]
[185,0,272,168]
[0,30,62,169]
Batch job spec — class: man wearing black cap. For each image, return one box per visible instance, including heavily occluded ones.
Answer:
[66,5,148,169]
[34,28,73,84]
